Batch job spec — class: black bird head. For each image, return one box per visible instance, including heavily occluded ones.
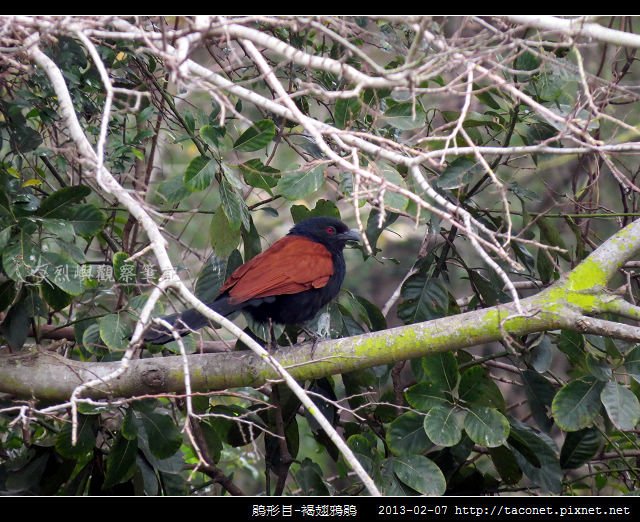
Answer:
[289,217,361,252]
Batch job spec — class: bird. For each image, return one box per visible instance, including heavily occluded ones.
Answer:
[143,217,361,345]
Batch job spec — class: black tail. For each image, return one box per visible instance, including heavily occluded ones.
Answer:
[142,296,238,345]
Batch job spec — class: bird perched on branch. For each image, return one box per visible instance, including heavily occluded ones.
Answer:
[144,217,361,344]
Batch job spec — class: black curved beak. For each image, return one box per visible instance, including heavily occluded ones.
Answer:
[339,228,362,243]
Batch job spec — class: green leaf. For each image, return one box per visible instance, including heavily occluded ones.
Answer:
[560,428,601,469]
[99,312,130,350]
[337,301,369,334]
[291,199,341,223]
[624,345,640,384]
[113,251,136,286]
[24,286,46,318]
[226,250,243,279]
[585,335,608,356]
[509,419,562,494]
[468,270,509,306]
[512,241,535,273]
[552,377,604,431]
[70,204,106,236]
[392,456,446,495]
[556,330,584,367]
[2,235,40,282]
[238,159,280,195]
[515,50,541,71]
[475,88,502,110]
[138,105,155,122]
[241,216,262,261]
[37,186,90,218]
[179,110,193,133]
[356,295,387,332]
[340,295,376,330]
[365,209,398,255]
[398,274,448,324]
[199,124,225,148]
[158,175,191,204]
[334,97,361,129]
[41,251,83,296]
[4,168,19,179]
[508,428,540,468]
[55,415,95,458]
[0,280,16,311]
[488,446,522,485]
[379,458,407,495]
[184,156,215,192]
[405,381,451,411]
[522,370,555,432]
[4,454,48,493]
[291,134,325,158]
[0,298,30,351]
[267,414,300,467]
[339,171,354,196]
[12,125,43,153]
[164,334,197,356]
[422,352,459,397]
[525,122,561,149]
[199,420,223,464]
[233,120,276,152]
[383,101,426,130]
[386,411,432,456]
[436,158,478,190]
[537,247,555,284]
[209,404,268,447]
[529,335,554,373]
[538,218,570,261]
[0,190,15,219]
[423,405,462,447]
[103,432,138,489]
[122,408,138,440]
[82,323,104,354]
[42,282,72,310]
[459,366,506,410]
[600,381,640,431]
[134,128,155,142]
[380,165,409,211]
[347,433,374,457]
[135,408,182,459]
[276,165,324,200]
[463,406,509,447]
[221,165,245,192]
[209,210,242,258]
[41,218,75,242]
[586,354,612,381]
[195,254,230,303]
[220,179,250,231]
[0,226,12,251]
[294,458,330,495]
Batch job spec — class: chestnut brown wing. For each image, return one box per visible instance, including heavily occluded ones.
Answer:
[219,236,334,304]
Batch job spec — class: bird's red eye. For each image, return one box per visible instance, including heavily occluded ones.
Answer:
[326,226,336,235]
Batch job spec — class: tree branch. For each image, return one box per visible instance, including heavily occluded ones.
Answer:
[6,212,640,402]
[25,25,380,496]
[505,15,640,49]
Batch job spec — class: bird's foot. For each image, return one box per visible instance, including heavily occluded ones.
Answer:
[267,318,278,352]
[298,327,324,359]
